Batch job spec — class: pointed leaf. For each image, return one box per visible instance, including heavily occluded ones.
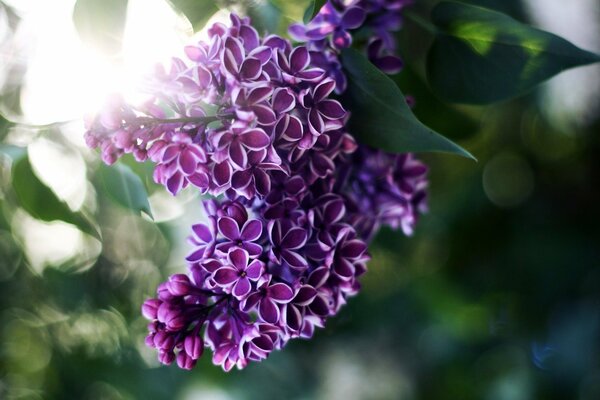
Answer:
[341,48,474,159]
[427,1,600,104]
[303,0,327,24]
[11,155,100,239]
[167,0,219,32]
[97,162,153,218]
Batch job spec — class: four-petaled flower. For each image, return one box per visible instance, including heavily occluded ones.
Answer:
[213,248,264,299]
[242,275,294,323]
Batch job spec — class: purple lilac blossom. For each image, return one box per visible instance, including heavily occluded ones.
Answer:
[84,5,429,372]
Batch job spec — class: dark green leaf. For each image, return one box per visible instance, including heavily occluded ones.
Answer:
[247,0,282,35]
[341,48,475,159]
[427,1,600,104]
[303,0,327,24]
[97,162,153,218]
[168,0,219,32]
[11,155,100,239]
[73,0,129,55]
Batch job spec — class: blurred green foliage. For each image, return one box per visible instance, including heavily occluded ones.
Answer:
[1,0,599,399]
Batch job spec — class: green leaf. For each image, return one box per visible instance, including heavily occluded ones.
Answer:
[341,48,475,159]
[427,1,600,104]
[11,155,100,239]
[303,0,327,24]
[168,0,219,32]
[73,0,129,55]
[97,162,153,218]
[247,0,282,35]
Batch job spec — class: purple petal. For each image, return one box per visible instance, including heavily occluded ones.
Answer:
[313,79,336,102]
[228,248,249,270]
[308,108,324,136]
[229,140,248,169]
[308,266,329,288]
[341,7,366,29]
[240,219,262,241]
[375,55,404,74]
[323,200,345,224]
[231,169,253,190]
[240,57,262,80]
[179,149,198,175]
[282,115,303,141]
[245,260,263,279]
[254,169,271,197]
[240,129,270,150]
[281,227,307,249]
[332,29,352,49]
[213,161,232,186]
[268,220,283,244]
[239,25,259,51]
[243,242,263,257]
[282,250,308,269]
[259,299,280,323]
[223,48,239,76]
[285,304,303,331]
[334,258,355,279]
[232,277,251,299]
[192,223,212,243]
[289,46,310,72]
[213,267,239,285]
[248,46,272,64]
[341,240,367,259]
[218,216,241,240]
[161,145,180,163]
[317,99,346,120]
[242,292,262,312]
[268,282,294,302]
[294,285,318,306]
[272,88,296,114]
[166,172,184,195]
[251,105,277,126]
[309,295,330,317]
[224,37,244,65]
[247,86,272,104]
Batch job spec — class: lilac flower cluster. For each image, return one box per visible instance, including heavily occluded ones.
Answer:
[85,14,347,196]
[143,190,368,370]
[84,2,428,372]
[289,0,413,92]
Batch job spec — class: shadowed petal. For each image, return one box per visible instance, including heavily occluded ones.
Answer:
[241,220,262,241]
[259,298,280,323]
[289,46,310,72]
[240,129,270,150]
[268,283,294,303]
[232,277,251,298]
[245,260,263,279]
[317,99,346,120]
[228,248,249,270]
[214,267,238,285]
[218,216,241,240]
[281,228,307,249]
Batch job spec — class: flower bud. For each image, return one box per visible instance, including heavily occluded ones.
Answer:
[158,350,175,365]
[167,274,192,296]
[177,351,197,370]
[141,298,161,320]
[153,331,175,351]
[184,334,204,360]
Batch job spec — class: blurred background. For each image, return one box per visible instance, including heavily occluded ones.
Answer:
[0,0,599,399]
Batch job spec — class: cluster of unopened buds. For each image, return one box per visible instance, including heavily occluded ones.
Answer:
[85,0,427,371]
